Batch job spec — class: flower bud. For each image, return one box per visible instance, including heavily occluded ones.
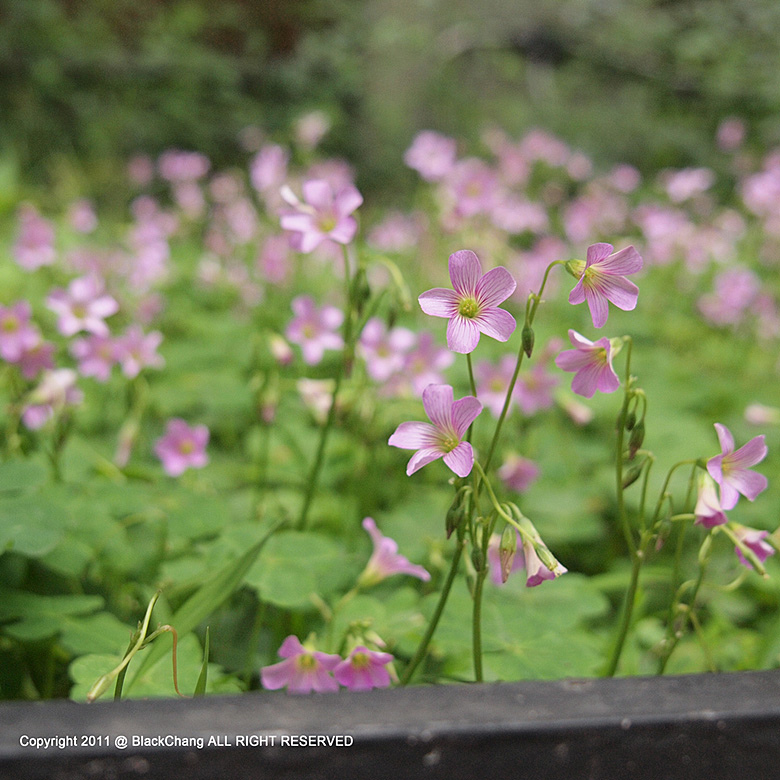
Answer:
[628,421,644,459]
[471,547,483,572]
[521,324,535,358]
[622,464,643,489]
[624,410,636,431]
[499,525,518,583]
[564,259,586,279]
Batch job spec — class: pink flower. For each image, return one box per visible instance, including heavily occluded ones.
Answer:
[280,179,363,253]
[157,149,210,182]
[487,531,524,585]
[387,333,454,397]
[498,454,540,494]
[568,243,643,328]
[694,471,728,528]
[154,418,209,477]
[733,526,775,570]
[260,636,341,695]
[13,205,56,271]
[334,646,394,691]
[388,383,482,477]
[475,356,516,418]
[70,335,120,382]
[404,131,457,181]
[514,365,558,416]
[250,145,289,194]
[17,341,55,380]
[523,536,560,587]
[358,517,431,587]
[0,301,41,363]
[554,330,620,399]
[116,326,165,378]
[22,369,83,429]
[68,199,98,233]
[285,296,344,365]
[706,423,768,510]
[46,276,119,337]
[358,319,416,382]
[419,250,516,354]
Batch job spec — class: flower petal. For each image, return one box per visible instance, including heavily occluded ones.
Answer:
[443,441,474,477]
[335,186,363,216]
[730,434,768,469]
[422,384,454,430]
[727,468,768,503]
[419,288,459,318]
[302,179,333,210]
[595,245,643,275]
[568,278,586,305]
[328,217,358,244]
[451,396,482,437]
[475,266,516,307]
[595,273,639,312]
[389,421,438,449]
[714,423,735,455]
[474,307,516,343]
[407,447,444,475]
[447,314,481,353]
[585,243,614,267]
[448,250,481,297]
[584,285,609,328]
[260,658,294,690]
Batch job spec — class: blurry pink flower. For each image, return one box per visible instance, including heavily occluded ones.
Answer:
[385,332,454,397]
[514,365,558,416]
[388,383,482,477]
[367,211,423,252]
[419,250,516,354]
[0,301,40,362]
[694,471,728,528]
[46,276,119,337]
[14,205,56,271]
[490,194,549,235]
[358,319,416,382]
[297,378,335,424]
[697,267,760,327]
[22,369,83,429]
[663,167,715,203]
[17,341,55,380]
[555,330,620,399]
[706,423,767,510]
[157,150,210,182]
[733,525,775,570]
[717,118,746,151]
[443,158,499,217]
[154,418,209,477]
[280,179,363,253]
[70,335,120,382]
[608,164,641,193]
[295,110,330,150]
[261,636,340,695]
[286,296,344,365]
[250,145,289,193]
[67,199,98,233]
[127,155,154,187]
[257,235,291,285]
[475,356,516,418]
[334,646,394,691]
[358,517,431,587]
[568,243,642,328]
[116,325,165,378]
[404,131,457,181]
[498,454,540,494]
[745,404,780,426]
[523,536,560,587]
[519,129,570,166]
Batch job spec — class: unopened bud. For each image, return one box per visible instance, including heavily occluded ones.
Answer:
[354,269,371,315]
[564,259,585,280]
[624,410,636,431]
[471,547,483,572]
[445,487,470,539]
[622,464,643,489]
[628,421,644,459]
[521,324,535,358]
[499,525,518,583]
[269,334,293,366]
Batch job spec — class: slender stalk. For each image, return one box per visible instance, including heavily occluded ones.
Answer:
[400,535,465,685]
[297,246,356,530]
[615,338,636,556]
[604,533,650,676]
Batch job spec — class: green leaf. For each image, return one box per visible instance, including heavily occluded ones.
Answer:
[0,461,47,495]
[0,589,104,642]
[194,627,210,697]
[245,531,355,608]
[0,496,68,558]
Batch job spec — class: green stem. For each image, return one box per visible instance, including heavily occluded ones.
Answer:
[297,246,357,530]
[615,337,636,556]
[604,533,650,676]
[399,534,465,686]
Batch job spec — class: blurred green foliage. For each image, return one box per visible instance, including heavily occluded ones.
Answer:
[4,0,780,198]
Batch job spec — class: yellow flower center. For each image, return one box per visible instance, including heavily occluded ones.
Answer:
[350,651,369,669]
[2,318,18,333]
[297,652,317,670]
[179,440,195,455]
[458,298,479,318]
[318,215,337,233]
[441,435,459,453]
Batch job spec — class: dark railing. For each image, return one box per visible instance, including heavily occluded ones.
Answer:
[2,670,780,779]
